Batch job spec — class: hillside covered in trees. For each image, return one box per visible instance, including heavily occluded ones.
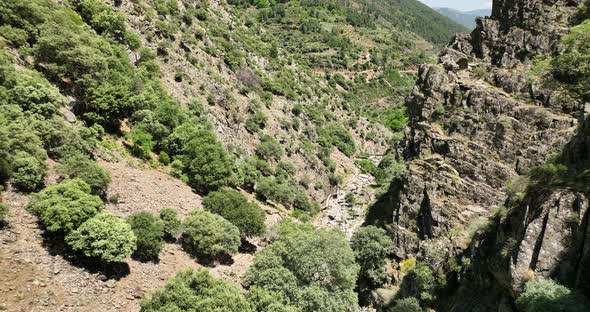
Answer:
[2,0,589,311]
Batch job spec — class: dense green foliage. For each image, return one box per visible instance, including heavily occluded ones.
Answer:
[66,211,137,263]
[363,0,467,45]
[245,222,360,311]
[159,207,181,239]
[552,20,590,101]
[181,130,236,193]
[351,226,393,287]
[140,269,253,312]
[181,209,241,260]
[127,211,165,261]
[203,188,266,237]
[0,203,7,224]
[256,176,317,215]
[516,279,588,312]
[58,154,111,196]
[390,297,423,312]
[27,179,103,234]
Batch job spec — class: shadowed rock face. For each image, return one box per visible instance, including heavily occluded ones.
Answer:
[368,0,588,309]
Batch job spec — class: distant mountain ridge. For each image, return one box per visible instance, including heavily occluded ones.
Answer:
[435,7,492,29]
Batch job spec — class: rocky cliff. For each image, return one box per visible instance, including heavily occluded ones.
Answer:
[367,0,589,309]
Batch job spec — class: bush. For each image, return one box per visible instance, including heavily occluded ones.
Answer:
[129,129,154,160]
[159,208,181,239]
[11,152,47,192]
[0,204,8,224]
[203,188,266,237]
[66,212,137,263]
[245,111,267,133]
[321,123,356,157]
[182,130,236,193]
[351,226,393,287]
[27,179,103,234]
[256,135,283,161]
[58,154,111,196]
[516,279,588,312]
[127,212,165,261]
[409,263,437,303]
[245,222,360,312]
[552,20,590,100]
[181,210,241,260]
[140,269,253,312]
[390,297,423,312]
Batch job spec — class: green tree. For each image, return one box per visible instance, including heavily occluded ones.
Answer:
[182,130,236,193]
[516,279,588,312]
[181,210,241,261]
[129,128,154,160]
[58,154,111,196]
[552,20,590,100]
[127,211,165,261]
[27,179,103,234]
[11,152,47,192]
[390,297,423,312]
[66,212,137,263]
[159,208,181,239]
[351,226,393,287]
[245,222,360,312]
[203,188,266,237]
[140,269,253,312]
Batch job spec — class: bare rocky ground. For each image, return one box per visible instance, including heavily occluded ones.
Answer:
[316,173,377,238]
[0,153,285,311]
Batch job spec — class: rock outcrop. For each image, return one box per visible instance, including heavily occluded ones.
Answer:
[446,115,590,311]
[367,0,589,308]
[369,0,584,258]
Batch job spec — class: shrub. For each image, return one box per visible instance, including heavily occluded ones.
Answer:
[11,152,47,192]
[245,111,267,133]
[385,107,409,131]
[127,212,165,261]
[351,226,393,287]
[182,130,236,193]
[516,279,588,312]
[27,179,103,234]
[181,210,241,260]
[66,212,137,263]
[321,123,356,157]
[0,204,8,224]
[140,269,253,312]
[409,263,437,303]
[58,154,111,196]
[129,129,154,160]
[203,188,266,237]
[159,208,181,239]
[390,297,423,312]
[256,135,283,161]
[245,222,360,312]
[552,20,590,100]
[356,159,378,175]
[255,177,315,213]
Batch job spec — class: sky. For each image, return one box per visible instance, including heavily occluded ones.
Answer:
[418,0,493,11]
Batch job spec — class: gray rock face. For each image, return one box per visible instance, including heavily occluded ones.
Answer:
[473,0,582,67]
[367,0,588,307]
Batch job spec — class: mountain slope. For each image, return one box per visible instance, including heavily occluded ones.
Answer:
[436,7,491,28]
[0,0,465,311]
[355,0,469,44]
